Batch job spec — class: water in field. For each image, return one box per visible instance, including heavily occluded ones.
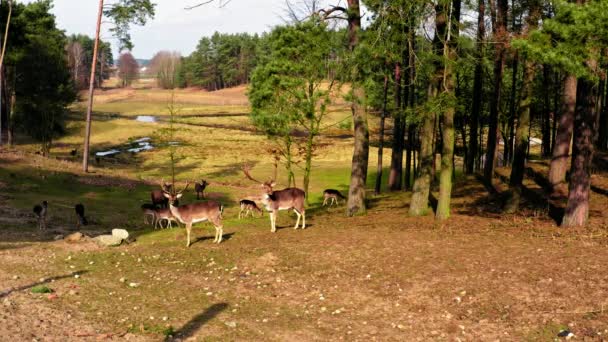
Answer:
[135,115,157,123]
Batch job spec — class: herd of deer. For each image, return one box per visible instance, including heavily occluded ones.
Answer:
[31,165,345,248]
[141,165,346,247]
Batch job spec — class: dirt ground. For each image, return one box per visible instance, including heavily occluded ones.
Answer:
[1,174,608,341]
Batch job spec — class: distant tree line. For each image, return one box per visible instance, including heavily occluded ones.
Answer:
[177,32,260,90]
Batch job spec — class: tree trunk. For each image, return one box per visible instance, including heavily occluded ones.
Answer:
[467,0,485,175]
[409,90,435,217]
[303,125,314,205]
[388,63,404,190]
[549,75,577,192]
[562,76,598,227]
[542,65,552,157]
[83,0,104,172]
[483,0,508,185]
[0,0,13,146]
[405,29,416,190]
[505,56,535,212]
[346,0,369,216]
[375,74,389,195]
[552,71,560,152]
[436,0,458,220]
[599,79,608,150]
[506,54,519,164]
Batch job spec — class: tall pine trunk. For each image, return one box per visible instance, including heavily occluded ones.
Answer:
[346,0,369,216]
[409,87,435,216]
[375,74,389,195]
[549,75,577,192]
[388,63,404,190]
[467,0,485,174]
[436,0,459,220]
[562,75,598,227]
[599,80,608,150]
[483,0,508,185]
[542,65,552,157]
[505,56,536,212]
[506,54,519,164]
[82,0,104,172]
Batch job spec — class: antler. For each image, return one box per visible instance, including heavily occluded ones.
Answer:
[242,164,264,184]
[178,182,190,194]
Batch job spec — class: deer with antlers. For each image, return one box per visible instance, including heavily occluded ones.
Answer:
[242,163,306,232]
[161,180,224,247]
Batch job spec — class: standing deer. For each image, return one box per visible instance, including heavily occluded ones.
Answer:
[162,182,224,247]
[154,207,179,229]
[242,164,305,232]
[75,203,88,228]
[194,179,209,200]
[151,182,173,209]
[322,189,345,206]
[238,199,263,218]
[141,203,157,225]
[33,201,48,230]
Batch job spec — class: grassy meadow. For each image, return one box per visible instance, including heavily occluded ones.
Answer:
[1,80,608,341]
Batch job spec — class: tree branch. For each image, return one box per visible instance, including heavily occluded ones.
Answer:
[185,0,233,10]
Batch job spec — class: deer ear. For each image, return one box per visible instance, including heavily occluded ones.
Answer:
[270,182,276,187]
[176,193,183,199]
[162,192,171,199]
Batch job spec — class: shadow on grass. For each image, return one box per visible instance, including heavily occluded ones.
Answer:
[191,232,235,246]
[0,270,88,298]
[166,303,229,341]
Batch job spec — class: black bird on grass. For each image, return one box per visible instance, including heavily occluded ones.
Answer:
[75,203,88,227]
[33,201,48,230]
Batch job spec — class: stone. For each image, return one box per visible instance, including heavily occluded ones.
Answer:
[65,232,83,243]
[224,321,237,328]
[111,229,129,240]
[93,235,123,247]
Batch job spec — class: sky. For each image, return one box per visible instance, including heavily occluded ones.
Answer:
[32,0,304,59]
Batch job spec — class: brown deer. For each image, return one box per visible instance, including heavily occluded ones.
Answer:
[33,201,48,230]
[322,189,345,206]
[141,203,157,225]
[151,182,173,209]
[238,199,263,218]
[154,207,179,229]
[194,179,209,200]
[162,181,224,247]
[242,164,305,232]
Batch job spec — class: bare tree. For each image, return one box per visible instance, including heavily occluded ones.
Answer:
[118,52,139,87]
[148,51,181,89]
[66,41,84,88]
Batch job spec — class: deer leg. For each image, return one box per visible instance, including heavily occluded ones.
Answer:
[323,198,327,206]
[302,210,306,229]
[269,212,276,232]
[186,222,192,247]
[293,209,301,229]
[214,217,223,244]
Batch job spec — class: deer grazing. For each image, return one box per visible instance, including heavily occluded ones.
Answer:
[151,182,173,209]
[239,199,263,218]
[154,207,179,229]
[242,164,305,232]
[162,181,224,247]
[75,203,88,228]
[194,179,209,200]
[33,201,48,230]
[322,189,345,206]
